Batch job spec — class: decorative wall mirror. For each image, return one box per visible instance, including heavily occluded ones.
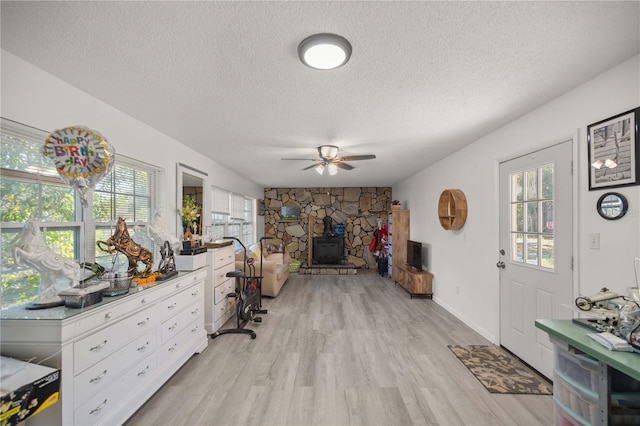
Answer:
[596,192,628,220]
[176,163,208,239]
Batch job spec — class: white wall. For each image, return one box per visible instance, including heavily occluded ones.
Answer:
[394,55,640,343]
[1,50,264,238]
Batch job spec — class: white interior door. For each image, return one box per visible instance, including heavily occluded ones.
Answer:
[499,140,574,379]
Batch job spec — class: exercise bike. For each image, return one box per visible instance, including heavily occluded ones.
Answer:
[211,237,268,339]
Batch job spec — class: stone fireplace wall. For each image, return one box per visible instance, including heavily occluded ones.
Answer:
[263,187,392,268]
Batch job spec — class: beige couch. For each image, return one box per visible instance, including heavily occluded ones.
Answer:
[235,244,290,297]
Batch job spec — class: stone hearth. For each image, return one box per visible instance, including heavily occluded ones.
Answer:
[298,261,357,275]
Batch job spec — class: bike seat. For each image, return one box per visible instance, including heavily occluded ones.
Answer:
[226,270,246,278]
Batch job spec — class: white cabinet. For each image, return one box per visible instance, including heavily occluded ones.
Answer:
[0,269,208,426]
[204,244,237,334]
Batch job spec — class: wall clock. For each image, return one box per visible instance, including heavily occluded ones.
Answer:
[438,189,467,230]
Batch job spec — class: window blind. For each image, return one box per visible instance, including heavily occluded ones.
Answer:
[230,193,244,219]
[211,186,230,214]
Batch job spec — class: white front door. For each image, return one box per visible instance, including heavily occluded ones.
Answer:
[499,140,574,379]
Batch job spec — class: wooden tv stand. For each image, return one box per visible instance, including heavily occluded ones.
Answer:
[394,264,433,298]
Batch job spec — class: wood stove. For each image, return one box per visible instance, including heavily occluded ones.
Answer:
[313,236,344,264]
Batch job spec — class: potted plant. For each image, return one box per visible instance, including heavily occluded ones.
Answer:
[391,200,401,210]
[181,195,201,236]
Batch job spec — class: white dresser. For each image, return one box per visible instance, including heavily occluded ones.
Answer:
[0,268,208,426]
[204,244,237,334]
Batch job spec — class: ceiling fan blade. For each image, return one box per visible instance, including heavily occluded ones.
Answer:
[335,162,354,170]
[339,154,376,161]
[302,163,320,170]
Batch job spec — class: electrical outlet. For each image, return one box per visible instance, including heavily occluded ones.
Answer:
[589,233,600,249]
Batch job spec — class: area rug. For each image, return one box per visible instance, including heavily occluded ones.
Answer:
[447,345,552,395]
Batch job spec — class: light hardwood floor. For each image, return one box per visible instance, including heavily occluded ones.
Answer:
[126,270,553,426]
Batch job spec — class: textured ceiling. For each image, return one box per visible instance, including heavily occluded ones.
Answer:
[2,1,639,188]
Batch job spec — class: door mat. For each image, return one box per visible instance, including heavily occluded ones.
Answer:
[448,345,552,395]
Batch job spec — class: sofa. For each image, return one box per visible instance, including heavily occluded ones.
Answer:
[235,243,291,297]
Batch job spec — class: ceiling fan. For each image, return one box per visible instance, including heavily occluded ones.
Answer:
[282,145,376,175]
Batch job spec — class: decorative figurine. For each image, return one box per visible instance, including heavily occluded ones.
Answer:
[97,217,153,277]
[9,218,80,309]
[157,240,178,280]
[144,209,182,254]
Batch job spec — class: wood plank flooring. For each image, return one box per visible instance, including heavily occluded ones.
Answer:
[126,271,553,426]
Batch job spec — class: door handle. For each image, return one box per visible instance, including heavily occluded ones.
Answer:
[496,261,505,269]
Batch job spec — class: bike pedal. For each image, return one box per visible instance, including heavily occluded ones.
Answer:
[253,317,262,323]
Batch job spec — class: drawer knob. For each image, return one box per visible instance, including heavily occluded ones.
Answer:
[89,399,107,415]
[137,318,150,326]
[191,308,198,315]
[191,291,198,296]
[105,312,113,320]
[168,343,178,352]
[89,340,108,352]
[137,365,150,377]
[191,325,199,333]
[168,302,177,310]
[168,322,178,331]
[141,298,148,304]
[137,342,150,352]
[89,370,108,384]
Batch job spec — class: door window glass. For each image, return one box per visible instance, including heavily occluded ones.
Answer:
[510,163,554,269]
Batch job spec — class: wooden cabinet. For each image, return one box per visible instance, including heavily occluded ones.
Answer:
[390,209,409,283]
[395,264,433,298]
[204,244,237,334]
[0,269,208,426]
[389,209,434,298]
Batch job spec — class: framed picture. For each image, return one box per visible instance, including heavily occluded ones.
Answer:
[588,107,639,190]
[257,199,265,216]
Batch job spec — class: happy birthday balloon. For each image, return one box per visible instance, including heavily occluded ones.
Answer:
[42,126,115,206]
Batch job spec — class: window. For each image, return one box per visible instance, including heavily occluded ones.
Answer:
[509,164,554,269]
[210,186,254,245]
[0,119,160,309]
[92,158,159,265]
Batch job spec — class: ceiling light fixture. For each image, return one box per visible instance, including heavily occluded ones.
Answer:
[319,145,339,159]
[327,163,338,175]
[315,164,325,175]
[298,33,352,70]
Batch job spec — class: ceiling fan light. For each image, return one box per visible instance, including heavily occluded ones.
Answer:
[319,145,339,159]
[604,158,617,168]
[315,164,325,175]
[591,159,603,169]
[298,34,352,70]
[328,163,338,175]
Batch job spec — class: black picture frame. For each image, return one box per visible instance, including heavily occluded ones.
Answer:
[587,107,639,190]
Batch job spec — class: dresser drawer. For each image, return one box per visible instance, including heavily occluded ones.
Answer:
[161,281,204,321]
[212,245,235,268]
[161,299,203,344]
[73,305,158,374]
[158,315,204,366]
[214,296,236,322]
[75,354,158,426]
[73,329,157,407]
[212,262,236,288]
[214,275,235,304]
[67,289,163,340]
